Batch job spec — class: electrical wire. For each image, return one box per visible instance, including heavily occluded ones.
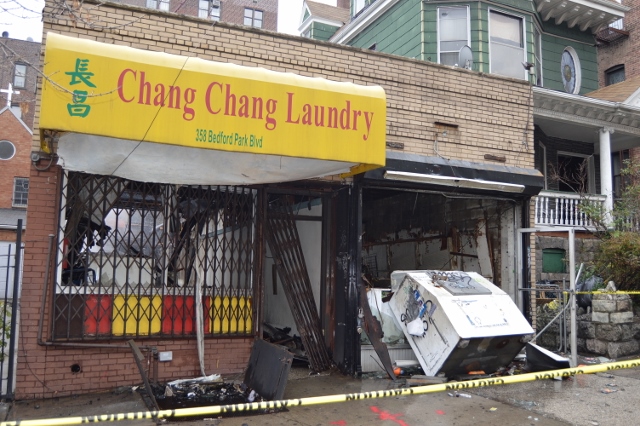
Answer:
[109,56,191,176]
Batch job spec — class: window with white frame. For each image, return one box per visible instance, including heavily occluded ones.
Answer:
[438,6,469,66]
[199,0,220,21]
[146,0,170,11]
[557,152,595,194]
[490,10,525,79]
[13,64,26,88]
[244,8,263,28]
[10,103,22,119]
[0,140,16,160]
[13,177,29,208]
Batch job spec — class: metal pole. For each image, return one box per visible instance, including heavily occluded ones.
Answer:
[6,219,22,398]
[569,228,577,367]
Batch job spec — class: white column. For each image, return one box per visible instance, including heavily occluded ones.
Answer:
[599,127,614,224]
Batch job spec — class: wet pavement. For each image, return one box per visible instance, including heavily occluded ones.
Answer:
[3,356,640,426]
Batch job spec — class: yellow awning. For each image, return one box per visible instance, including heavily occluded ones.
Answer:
[41,33,386,185]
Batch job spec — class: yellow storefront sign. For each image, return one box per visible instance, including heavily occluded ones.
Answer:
[40,33,386,172]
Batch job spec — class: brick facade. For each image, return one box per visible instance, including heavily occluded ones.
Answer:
[115,0,278,30]
[18,0,535,399]
[0,110,31,209]
[0,36,40,129]
[597,0,640,86]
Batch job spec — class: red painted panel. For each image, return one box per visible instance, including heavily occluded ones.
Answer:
[84,295,112,335]
[162,295,196,334]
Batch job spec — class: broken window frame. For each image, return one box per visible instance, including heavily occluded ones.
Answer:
[51,171,257,341]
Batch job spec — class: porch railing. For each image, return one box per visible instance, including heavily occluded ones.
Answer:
[534,190,606,228]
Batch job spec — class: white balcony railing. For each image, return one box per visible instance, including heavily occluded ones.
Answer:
[534,191,606,228]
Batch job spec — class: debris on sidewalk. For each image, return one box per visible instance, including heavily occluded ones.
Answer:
[525,342,570,372]
[405,375,447,387]
[152,339,292,413]
[448,391,472,398]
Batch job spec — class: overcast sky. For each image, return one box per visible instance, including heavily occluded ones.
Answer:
[1,0,336,42]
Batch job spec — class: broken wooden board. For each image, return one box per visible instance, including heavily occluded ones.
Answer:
[360,285,397,381]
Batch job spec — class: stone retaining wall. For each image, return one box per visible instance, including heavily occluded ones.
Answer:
[536,292,640,359]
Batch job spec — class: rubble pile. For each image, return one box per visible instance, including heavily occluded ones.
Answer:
[154,380,262,410]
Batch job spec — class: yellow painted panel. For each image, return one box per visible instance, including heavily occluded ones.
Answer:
[208,296,252,334]
[41,33,386,169]
[112,295,162,336]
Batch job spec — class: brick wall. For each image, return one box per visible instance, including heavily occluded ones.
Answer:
[18,0,535,399]
[115,0,278,30]
[0,36,40,129]
[597,0,640,86]
[0,110,32,209]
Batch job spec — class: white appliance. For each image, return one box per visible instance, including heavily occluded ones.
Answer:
[389,270,533,377]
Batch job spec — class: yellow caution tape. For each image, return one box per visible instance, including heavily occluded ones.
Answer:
[3,358,640,425]
[564,290,640,295]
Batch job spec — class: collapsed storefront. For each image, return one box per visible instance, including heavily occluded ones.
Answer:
[35,32,385,381]
[19,1,543,398]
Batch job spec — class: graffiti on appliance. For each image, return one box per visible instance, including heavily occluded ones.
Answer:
[400,285,437,338]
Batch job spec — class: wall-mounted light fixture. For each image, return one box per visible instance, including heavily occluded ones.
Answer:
[383,171,525,193]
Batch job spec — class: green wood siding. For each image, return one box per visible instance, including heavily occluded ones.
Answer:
[304,9,310,21]
[539,32,598,94]
[348,0,422,59]
[311,22,341,41]
[347,0,598,91]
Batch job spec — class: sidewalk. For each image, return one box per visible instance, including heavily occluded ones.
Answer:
[3,357,640,425]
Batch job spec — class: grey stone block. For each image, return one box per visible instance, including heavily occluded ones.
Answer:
[610,312,634,324]
[591,312,610,323]
[607,340,640,359]
[578,320,595,339]
[594,323,634,341]
[593,293,614,301]
[617,299,633,312]
[586,338,607,355]
[592,299,616,313]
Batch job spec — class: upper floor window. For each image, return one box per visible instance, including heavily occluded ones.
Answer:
[10,103,22,119]
[13,64,26,88]
[146,0,170,11]
[489,10,525,79]
[612,149,630,198]
[199,0,220,21]
[244,8,263,28]
[353,0,376,17]
[605,65,625,86]
[0,140,16,161]
[438,6,469,67]
[561,47,581,94]
[13,177,29,208]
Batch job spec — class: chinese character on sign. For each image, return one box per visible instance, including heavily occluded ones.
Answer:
[65,58,95,118]
[67,90,90,117]
[65,59,96,87]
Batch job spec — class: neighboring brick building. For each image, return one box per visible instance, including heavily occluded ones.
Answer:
[117,0,278,30]
[0,34,38,241]
[0,107,31,239]
[596,0,639,88]
[16,0,544,399]
[0,33,40,129]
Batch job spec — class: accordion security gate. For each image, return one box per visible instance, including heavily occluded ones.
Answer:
[52,172,257,341]
[266,196,332,372]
